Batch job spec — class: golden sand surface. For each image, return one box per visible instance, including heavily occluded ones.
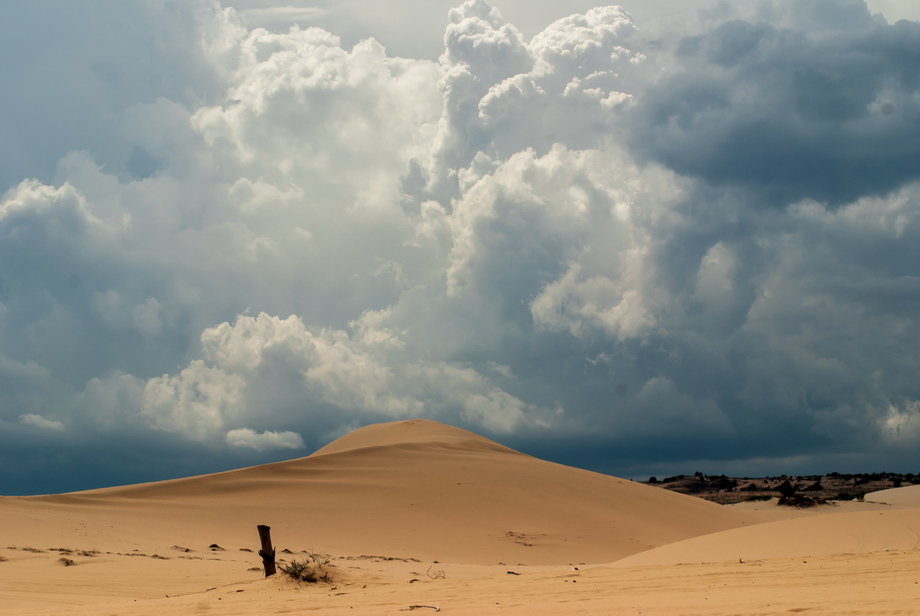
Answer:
[2,419,918,615]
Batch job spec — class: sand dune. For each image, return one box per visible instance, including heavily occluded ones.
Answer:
[613,507,920,567]
[864,483,920,507]
[0,419,750,565]
[2,419,919,615]
[613,484,920,567]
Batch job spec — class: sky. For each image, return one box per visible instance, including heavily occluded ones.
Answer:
[2,0,920,494]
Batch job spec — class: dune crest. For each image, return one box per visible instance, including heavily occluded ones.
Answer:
[311,418,521,457]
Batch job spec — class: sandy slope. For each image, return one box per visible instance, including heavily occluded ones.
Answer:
[0,419,751,566]
[614,484,920,567]
[865,483,920,507]
[613,507,920,567]
[2,419,919,615]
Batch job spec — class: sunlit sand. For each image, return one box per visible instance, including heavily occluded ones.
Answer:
[2,419,918,614]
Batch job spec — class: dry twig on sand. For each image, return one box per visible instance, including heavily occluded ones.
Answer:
[407,605,440,612]
[425,564,445,579]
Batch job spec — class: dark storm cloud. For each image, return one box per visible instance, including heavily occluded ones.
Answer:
[0,1,226,194]
[632,12,920,205]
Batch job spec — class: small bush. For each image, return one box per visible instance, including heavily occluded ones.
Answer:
[776,480,825,507]
[279,553,331,583]
[776,480,798,500]
[743,494,773,502]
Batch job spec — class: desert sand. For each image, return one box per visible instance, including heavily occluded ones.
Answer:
[1,419,918,615]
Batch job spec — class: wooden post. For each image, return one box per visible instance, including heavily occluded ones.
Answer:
[257,524,276,577]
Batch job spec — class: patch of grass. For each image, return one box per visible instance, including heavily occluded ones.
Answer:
[58,557,75,566]
[279,553,332,583]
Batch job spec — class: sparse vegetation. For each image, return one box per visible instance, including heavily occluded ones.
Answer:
[645,471,914,505]
[776,480,797,500]
[279,553,332,583]
[776,480,825,508]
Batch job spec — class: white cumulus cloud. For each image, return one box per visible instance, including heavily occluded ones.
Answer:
[19,414,65,432]
[226,427,305,450]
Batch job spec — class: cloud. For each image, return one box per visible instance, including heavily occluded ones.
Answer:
[423,2,650,202]
[136,312,546,440]
[225,427,305,450]
[3,0,920,493]
[19,414,65,432]
[630,3,920,205]
[0,0,229,192]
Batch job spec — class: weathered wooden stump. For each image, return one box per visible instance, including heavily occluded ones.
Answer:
[257,524,276,577]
